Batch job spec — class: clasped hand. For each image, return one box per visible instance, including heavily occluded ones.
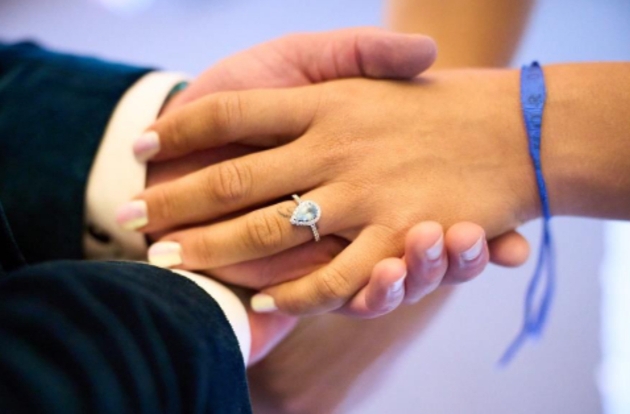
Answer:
[118,30,534,318]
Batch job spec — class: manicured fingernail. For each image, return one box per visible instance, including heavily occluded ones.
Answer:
[251,294,278,313]
[116,200,148,230]
[148,241,183,268]
[390,272,407,294]
[461,236,484,261]
[425,235,444,261]
[133,131,160,162]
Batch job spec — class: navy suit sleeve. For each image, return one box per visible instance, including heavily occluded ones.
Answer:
[0,261,252,414]
[0,42,151,263]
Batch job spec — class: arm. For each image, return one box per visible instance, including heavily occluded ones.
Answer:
[0,42,150,263]
[387,0,535,68]
[537,62,630,219]
[0,261,252,413]
[0,42,268,367]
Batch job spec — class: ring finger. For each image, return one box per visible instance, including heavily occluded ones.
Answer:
[147,184,364,270]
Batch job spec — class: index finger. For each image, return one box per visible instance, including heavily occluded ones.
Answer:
[133,87,318,162]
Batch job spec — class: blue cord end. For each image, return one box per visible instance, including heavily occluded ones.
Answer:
[499,61,556,366]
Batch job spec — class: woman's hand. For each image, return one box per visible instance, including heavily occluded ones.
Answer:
[144,27,527,318]
[121,71,537,315]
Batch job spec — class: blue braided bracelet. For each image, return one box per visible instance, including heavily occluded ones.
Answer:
[500,62,556,365]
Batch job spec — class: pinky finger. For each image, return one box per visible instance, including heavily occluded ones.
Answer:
[341,258,407,318]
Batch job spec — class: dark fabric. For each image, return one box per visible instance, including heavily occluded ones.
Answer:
[0,200,26,275]
[0,260,252,414]
[0,43,252,412]
[0,42,151,263]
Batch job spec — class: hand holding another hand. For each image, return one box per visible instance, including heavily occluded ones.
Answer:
[121,31,527,316]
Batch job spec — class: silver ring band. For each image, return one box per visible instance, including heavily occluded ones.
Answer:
[289,194,321,242]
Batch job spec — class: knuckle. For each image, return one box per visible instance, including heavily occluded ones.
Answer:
[308,134,347,171]
[159,114,188,154]
[211,92,245,134]
[213,161,252,205]
[191,231,217,267]
[278,290,310,315]
[245,211,286,252]
[149,187,179,223]
[314,266,353,303]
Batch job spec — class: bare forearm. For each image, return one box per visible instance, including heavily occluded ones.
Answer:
[541,62,630,220]
[386,0,534,68]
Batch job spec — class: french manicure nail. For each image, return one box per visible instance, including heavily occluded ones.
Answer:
[116,200,148,230]
[251,294,278,313]
[148,241,183,268]
[133,131,160,162]
[461,236,484,261]
[425,235,444,261]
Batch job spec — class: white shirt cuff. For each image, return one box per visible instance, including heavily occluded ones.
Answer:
[173,269,252,365]
[84,71,188,260]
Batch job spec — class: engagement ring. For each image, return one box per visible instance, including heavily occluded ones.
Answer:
[289,194,321,242]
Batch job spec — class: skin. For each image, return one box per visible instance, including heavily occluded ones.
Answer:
[149,63,630,412]
[148,28,496,362]
[143,59,630,346]
[248,3,538,411]
[146,28,501,321]
[138,3,540,409]
[136,70,534,315]
[139,0,540,378]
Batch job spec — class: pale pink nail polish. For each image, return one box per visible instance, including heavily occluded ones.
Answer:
[461,236,484,261]
[133,131,160,162]
[390,272,407,294]
[116,200,148,230]
[251,294,278,313]
[148,241,183,268]
[425,235,444,261]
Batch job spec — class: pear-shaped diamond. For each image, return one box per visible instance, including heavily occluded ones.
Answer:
[290,201,321,226]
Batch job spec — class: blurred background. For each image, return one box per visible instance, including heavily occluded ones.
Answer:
[1,0,628,413]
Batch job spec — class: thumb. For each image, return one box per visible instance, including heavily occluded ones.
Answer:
[167,27,436,110]
[282,26,437,81]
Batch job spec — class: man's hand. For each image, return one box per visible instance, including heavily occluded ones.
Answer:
[162,27,437,112]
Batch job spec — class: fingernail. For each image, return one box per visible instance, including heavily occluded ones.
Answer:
[251,294,278,313]
[116,200,148,230]
[148,241,183,268]
[390,272,407,294]
[461,236,484,261]
[133,131,160,162]
[425,235,444,261]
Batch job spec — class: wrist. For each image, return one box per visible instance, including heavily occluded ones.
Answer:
[539,63,630,220]
[539,64,582,218]
[487,68,543,225]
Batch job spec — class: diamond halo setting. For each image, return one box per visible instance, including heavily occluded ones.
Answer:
[289,195,321,242]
